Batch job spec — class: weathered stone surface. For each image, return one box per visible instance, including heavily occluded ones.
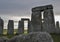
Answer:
[55,28,60,34]
[8,32,53,42]
[32,5,53,12]
[18,20,24,34]
[31,11,42,32]
[6,34,26,42]
[0,17,4,35]
[7,20,14,35]
[26,32,53,42]
[43,9,55,33]
[7,36,17,42]
[31,5,55,33]
[56,21,59,28]
[0,37,8,42]
[28,21,33,33]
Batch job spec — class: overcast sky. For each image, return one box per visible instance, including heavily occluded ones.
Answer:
[0,0,60,16]
[0,0,60,29]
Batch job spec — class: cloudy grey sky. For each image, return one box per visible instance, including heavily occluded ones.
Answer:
[0,0,60,29]
[0,0,60,16]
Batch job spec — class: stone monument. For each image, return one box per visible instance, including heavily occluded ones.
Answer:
[18,20,24,34]
[31,5,55,33]
[31,9,42,32]
[0,17,4,35]
[56,21,59,28]
[7,20,14,35]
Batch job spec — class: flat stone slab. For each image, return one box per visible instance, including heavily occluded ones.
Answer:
[25,32,54,42]
[7,32,53,42]
[0,32,54,42]
[0,37,8,42]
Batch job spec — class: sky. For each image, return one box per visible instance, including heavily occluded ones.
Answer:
[0,0,60,29]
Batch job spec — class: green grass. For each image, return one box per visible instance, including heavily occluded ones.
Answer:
[0,29,18,38]
[3,29,18,35]
[1,29,60,42]
[51,33,60,42]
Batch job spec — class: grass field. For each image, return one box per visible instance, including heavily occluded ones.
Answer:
[0,29,60,42]
[3,29,27,35]
[51,33,60,42]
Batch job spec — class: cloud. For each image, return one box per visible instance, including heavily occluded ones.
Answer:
[0,0,60,16]
[0,0,60,29]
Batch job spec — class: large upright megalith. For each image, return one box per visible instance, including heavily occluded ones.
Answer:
[7,20,14,35]
[28,21,33,33]
[0,17,4,35]
[43,8,55,33]
[55,21,60,34]
[56,21,59,28]
[31,9,42,32]
[18,20,24,34]
[31,5,55,33]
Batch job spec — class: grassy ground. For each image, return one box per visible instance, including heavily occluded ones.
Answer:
[3,29,18,35]
[0,29,60,42]
[51,33,60,42]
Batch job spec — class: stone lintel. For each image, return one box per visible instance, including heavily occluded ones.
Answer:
[21,18,30,21]
[32,5,53,12]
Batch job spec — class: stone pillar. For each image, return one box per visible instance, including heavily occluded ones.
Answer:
[7,20,14,35]
[0,17,4,35]
[31,9,42,32]
[56,21,59,28]
[28,21,33,33]
[18,20,24,34]
[28,21,31,33]
[55,21,60,34]
[20,19,25,34]
[43,9,55,33]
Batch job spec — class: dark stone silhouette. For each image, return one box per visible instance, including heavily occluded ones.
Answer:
[7,20,14,35]
[0,17,4,35]
[31,5,56,33]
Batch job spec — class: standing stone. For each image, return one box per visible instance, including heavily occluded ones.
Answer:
[0,17,4,35]
[31,10,42,32]
[43,9,55,33]
[28,21,33,33]
[31,5,56,33]
[7,20,14,35]
[18,20,24,34]
[21,18,26,34]
[31,5,53,32]
[31,5,55,33]
[21,18,31,33]
[55,21,60,34]
[28,21,32,33]
[56,21,59,28]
